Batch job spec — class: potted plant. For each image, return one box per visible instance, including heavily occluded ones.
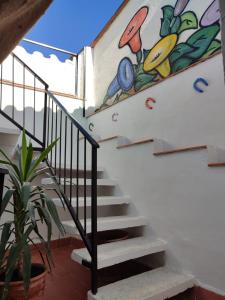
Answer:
[0,131,64,299]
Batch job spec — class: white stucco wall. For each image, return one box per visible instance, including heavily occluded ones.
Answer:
[88,53,225,293]
[86,0,225,293]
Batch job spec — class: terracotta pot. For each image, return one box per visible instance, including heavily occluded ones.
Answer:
[0,264,47,300]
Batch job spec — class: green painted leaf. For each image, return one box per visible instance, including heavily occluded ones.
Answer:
[160,6,174,37]
[134,73,156,91]
[202,39,221,59]
[178,11,198,34]
[143,49,150,61]
[186,23,220,59]
[170,43,195,64]
[171,16,181,34]
[171,57,194,73]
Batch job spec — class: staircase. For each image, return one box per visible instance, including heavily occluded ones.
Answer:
[0,52,195,299]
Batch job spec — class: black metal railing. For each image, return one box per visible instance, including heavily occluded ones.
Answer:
[45,91,99,294]
[0,53,48,149]
[0,52,99,294]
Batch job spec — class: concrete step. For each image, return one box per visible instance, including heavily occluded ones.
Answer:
[52,196,130,207]
[88,267,195,300]
[72,237,167,269]
[41,177,116,187]
[62,216,148,235]
[0,127,20,156]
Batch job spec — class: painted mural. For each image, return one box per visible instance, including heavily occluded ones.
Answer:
[101,0,221,108]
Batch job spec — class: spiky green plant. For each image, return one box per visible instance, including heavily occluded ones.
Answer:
[0,131,64,299]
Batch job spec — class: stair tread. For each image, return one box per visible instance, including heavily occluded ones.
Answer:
[0,127,20,135]
[53,196,130,207]
[72,237,167,269]
[41,178,116,186]
[62,216,148,234]
[88,267,194,300]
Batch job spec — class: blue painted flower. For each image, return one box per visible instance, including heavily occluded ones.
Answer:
[106,57,134,100]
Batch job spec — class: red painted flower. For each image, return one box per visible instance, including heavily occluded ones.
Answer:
[119,6,149,54]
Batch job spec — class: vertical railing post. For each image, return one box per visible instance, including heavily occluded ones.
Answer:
[42,84,49,149]
[91,146,98,295]
[82,47,86,118]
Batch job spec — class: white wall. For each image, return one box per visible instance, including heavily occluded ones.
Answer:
[89,42,225,294]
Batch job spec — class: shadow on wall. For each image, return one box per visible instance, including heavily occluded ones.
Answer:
[101,0,222,110]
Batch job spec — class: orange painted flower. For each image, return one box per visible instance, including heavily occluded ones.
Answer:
[119,6,149,54]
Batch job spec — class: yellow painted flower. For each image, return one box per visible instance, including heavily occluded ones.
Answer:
[144,34,178,78]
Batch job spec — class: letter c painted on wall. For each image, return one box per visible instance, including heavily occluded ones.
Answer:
[145,98,156,110]
[89,123,94,131]
[193,78,209,93]
[112,113,119,122]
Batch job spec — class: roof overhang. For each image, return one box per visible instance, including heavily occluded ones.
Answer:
[0,0,52,63]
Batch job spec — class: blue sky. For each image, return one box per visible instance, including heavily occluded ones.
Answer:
[20,0,124,61]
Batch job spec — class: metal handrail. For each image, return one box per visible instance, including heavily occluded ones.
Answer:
[46,90,99,148]
[0,51,99,295]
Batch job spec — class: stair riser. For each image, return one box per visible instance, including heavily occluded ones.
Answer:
[53,169,103,179]
[45,185,115,197]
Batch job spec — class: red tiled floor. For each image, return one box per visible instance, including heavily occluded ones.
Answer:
[32,239,91,300]
[195,286,225,300]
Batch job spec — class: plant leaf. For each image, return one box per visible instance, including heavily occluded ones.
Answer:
[22,242,31,295]
[178,11,198,34]
[0,189,14,217]
[27,139,59,180]
[21,130,28,179]
[20,183,31,210]
[45,195,65,235]
[0,222,12,265]
[4,243,22,294]
[24,142,33,181]
[186,23,220,59]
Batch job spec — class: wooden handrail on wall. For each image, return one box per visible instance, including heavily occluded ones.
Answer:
[208,162,225,167]
[117,138,154,149]
[153,145,207,156]
[98,136,119,143]
[0,79,84,101]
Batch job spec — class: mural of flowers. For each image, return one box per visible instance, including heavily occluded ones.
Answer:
[102,0,221,108]
[119,6,149,63]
